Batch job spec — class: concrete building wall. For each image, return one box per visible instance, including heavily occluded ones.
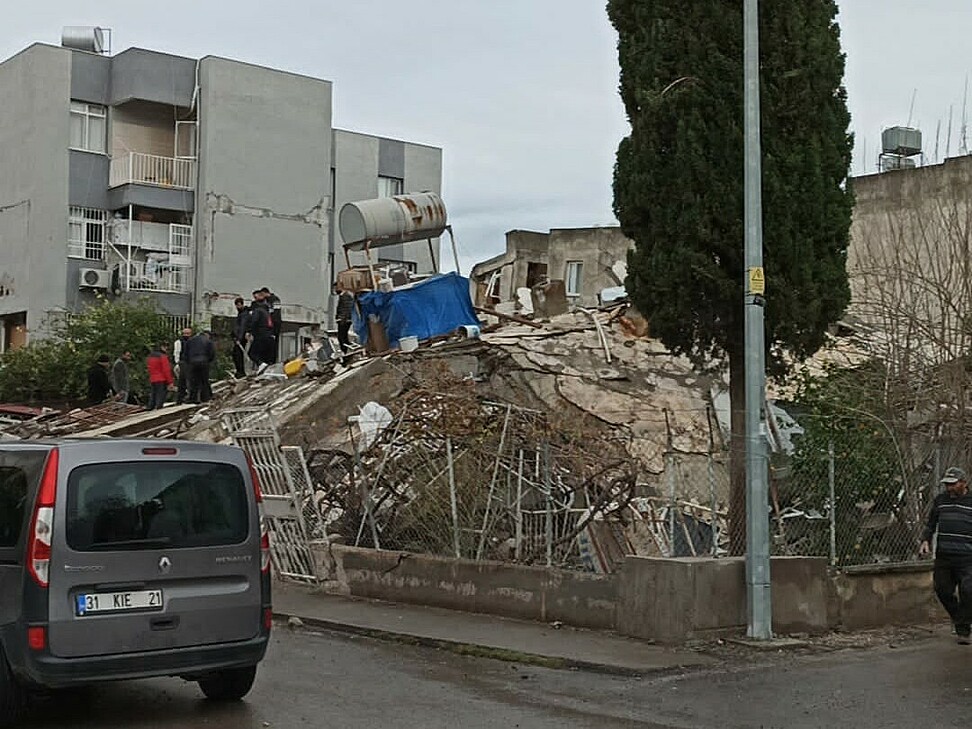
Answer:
[546,227,633,308]
[332,130,443,276]
[196,57,332,322]
[0,45,72,336]
[109,49,196,107]
[847,158,972,360]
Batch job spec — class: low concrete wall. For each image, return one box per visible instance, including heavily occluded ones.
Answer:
[312,543,617,631]
[617,556,830,643]
[831,562,940,630]
[307,544,940,642]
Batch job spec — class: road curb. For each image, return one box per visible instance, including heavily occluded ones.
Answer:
[272,610,670,678]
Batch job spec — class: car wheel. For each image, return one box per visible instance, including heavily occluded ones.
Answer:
[0,648,25,728]
[198,666,257,701]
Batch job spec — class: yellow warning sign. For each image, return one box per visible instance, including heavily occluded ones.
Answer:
[748,267,765,295]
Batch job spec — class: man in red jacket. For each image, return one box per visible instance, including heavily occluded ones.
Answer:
[146,342,175,410]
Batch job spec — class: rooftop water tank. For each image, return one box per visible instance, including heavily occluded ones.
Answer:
[61,27,107,54]
[339,192,447,251]
[882,126,922,157]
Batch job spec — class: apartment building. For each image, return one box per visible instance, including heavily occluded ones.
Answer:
[0,30,442,355]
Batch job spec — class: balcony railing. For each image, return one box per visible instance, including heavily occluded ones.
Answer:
[109,153,196,190]
[126,260,192,294]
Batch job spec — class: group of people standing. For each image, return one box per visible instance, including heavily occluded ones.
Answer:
[231,287,282,378]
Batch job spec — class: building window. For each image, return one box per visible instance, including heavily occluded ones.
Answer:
[378,176,404,198]
[565,261,583,297]
[68,207,108,260]
[70,101,106,153]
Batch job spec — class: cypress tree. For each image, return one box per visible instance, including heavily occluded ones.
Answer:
[608,0,854,551]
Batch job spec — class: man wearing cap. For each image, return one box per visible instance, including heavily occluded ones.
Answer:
[920,466,972,644]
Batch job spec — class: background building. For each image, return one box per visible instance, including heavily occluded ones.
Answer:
[471,227,633,310]
[0,30,442,357]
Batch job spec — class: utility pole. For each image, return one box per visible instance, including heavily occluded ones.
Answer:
[743,0,772,640]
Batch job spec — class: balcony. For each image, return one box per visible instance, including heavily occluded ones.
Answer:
[125,259,192,294]
[109,152,196,190]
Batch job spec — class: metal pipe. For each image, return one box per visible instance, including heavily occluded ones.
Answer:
[476,405,513,560]
[447,437,461,558]
[829,440,836,567]
[515,449,524,561]
[543,441,553,567]
[743,0,772,640]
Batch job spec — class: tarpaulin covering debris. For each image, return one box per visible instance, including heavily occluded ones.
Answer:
[353,272,478,349]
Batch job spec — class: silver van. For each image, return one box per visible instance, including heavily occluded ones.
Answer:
[0,439,271,725]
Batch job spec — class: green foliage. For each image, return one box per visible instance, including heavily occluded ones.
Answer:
[607,0,854,374]
[787,361,912,563]
[0,299,184,404]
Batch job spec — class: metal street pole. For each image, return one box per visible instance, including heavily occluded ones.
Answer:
[743,0,772,640]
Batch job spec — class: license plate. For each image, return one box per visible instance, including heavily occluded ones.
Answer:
[76,589,163,616]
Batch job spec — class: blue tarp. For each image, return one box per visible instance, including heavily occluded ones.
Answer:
[352,272,479,349]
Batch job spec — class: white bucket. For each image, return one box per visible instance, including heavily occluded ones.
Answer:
[400,335,419,352]
[457,324,481,339]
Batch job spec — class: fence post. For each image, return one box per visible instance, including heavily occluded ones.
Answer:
[706,405,718,557]
[543,440,553,567]
[515,449,524,562]
[828,440,836,567]
[447,437,461,558]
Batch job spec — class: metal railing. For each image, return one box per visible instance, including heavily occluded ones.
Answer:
[126,260,192,294]
[109,152,196,190]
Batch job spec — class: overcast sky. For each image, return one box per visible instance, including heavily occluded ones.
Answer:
[2,1,970,274]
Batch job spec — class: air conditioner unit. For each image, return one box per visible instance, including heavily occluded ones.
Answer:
[79,267,111,289]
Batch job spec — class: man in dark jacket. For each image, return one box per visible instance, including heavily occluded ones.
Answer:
[921,466,972,643]
[232,297,249,378]
[260,287,282,364]
[185,331,216,404]
[335,282,355,364]
[86,354,113,405]
[246,291,275,370]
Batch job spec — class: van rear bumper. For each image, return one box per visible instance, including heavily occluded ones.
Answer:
[19,635,269,689]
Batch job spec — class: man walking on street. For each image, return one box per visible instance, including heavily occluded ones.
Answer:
[146,343,174,410]
[173,327,192,404]
[232,297,249,378]
[111,351,133,404]
[921,466,972,644]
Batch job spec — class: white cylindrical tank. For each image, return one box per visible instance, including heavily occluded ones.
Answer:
[61,27,106,54]
[339,192,447,250]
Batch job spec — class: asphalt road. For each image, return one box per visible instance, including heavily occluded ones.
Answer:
[18,627,972,728]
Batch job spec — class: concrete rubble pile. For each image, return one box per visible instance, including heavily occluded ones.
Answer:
[0,301,735,570]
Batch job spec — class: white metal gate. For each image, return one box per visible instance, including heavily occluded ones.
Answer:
[221,408,323,583]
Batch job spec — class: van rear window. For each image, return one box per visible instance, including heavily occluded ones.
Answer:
[0,452,47,549]
[66,462,249,552]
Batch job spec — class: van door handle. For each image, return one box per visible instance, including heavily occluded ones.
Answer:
[150,616,179,631]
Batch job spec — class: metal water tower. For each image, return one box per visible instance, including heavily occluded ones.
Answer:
[880,126,922,172]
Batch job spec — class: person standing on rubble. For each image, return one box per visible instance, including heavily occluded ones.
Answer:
[86,354,113,405]
[110,350,133,404]
[146,342,175,410]
[246,290,275,372]
[921,466,972,644]
[185,330,215,404]
[335,281,355,364]
[173,326,192,405]
[232,297,250,378]
[260,287,282,364]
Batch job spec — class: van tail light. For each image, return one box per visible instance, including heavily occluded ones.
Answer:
[246,456,271,574]
[27,626,46,652]
[28,449,59,588]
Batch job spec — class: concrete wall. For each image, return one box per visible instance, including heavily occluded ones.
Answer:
[831,563,940,631]
[196,57,332,321]
[313,544,618,631]
[546,227,633,308]
[0,45,72,335]
[332,130,443,277]
[847,157,972,355]
[109,49,196,107]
